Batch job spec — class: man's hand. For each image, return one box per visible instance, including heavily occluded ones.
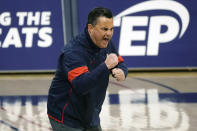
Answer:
[105,53,118,69]
[112,68,125,81]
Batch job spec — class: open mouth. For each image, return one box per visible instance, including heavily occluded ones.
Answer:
[103,37,109,42]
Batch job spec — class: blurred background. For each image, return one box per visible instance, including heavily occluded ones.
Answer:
[0,0,197,130]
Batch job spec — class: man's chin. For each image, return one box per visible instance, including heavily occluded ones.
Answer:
[100,44,108,48]
[100,42,109,48]
[95,41,109,48]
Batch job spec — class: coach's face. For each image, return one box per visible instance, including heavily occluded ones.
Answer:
[88,16,114,48]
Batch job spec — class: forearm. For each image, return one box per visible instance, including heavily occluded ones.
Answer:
[72,63,109,95]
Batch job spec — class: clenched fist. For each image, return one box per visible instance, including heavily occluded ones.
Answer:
[112,68,125,81]
[105,53,118,69]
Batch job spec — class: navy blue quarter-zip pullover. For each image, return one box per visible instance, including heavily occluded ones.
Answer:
[47,27,128,129]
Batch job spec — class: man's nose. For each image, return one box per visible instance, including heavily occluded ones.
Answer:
[106,30,113,36]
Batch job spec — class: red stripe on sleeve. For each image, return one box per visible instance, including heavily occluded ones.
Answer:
[118,55,124,63]
[68,66,89,83]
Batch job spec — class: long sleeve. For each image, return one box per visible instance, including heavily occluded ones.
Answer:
[110,41,128,77]
[63,50,110,96]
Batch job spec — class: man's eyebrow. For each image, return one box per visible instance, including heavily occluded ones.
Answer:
[101,27,114,30]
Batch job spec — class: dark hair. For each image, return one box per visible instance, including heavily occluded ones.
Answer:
[87,7,113,26]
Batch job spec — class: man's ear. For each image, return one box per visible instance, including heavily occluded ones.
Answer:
[88,24,93,34]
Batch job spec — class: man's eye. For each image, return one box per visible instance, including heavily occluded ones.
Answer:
[102,28,108,31]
